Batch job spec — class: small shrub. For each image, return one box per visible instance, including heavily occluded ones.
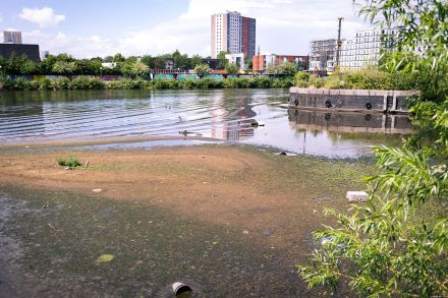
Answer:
[52,77,71,90]
[69,77,105,90]
[151,79,179,90]
[38,78,53,90]
[57,156,82,169]
[179,79,196,89]
[294,71,311,87]
[252,76,272,88]
[308,75,325,88]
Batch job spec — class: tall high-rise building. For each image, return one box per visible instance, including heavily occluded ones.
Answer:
[211,11,256,59]
[3,31,22,44]
[242,16,256,60]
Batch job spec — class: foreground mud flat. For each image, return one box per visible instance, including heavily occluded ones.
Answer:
[0,145,372,297]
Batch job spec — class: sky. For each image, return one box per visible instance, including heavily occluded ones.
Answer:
[0,0,372,58]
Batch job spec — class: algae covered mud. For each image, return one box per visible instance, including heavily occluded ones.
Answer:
[0,146,374,297]
[0,89,408,158]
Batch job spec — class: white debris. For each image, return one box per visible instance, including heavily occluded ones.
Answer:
[346,191,369,202]
[92,188,103,193]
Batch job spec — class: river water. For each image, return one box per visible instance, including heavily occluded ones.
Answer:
[0,89,411,158]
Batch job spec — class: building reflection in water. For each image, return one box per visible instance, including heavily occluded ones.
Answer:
[210,95,256,143]
[288,109,413,154]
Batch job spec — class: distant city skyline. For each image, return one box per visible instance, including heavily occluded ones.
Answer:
[0,0,372,58]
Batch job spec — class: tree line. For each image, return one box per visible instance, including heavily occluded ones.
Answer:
[0,49,304,78]
[0,50,221,77]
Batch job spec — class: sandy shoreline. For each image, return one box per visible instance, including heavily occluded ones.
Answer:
[0,145,372,296]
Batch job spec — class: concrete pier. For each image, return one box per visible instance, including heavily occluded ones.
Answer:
[289,87,419,114]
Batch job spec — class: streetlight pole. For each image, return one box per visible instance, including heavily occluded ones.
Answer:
[336,17,344,69]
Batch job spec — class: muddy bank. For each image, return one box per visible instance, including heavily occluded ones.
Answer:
[0,145,374,297]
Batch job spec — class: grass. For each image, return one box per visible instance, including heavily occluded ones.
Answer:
[57,156,82,169]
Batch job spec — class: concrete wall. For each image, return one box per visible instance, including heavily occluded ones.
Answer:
[289,87,419,113]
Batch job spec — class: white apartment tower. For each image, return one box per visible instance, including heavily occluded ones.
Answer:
[211,11,256,59]
[338,29,396,70]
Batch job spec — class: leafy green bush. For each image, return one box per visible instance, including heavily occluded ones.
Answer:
[38,78,53,90]
[52,77,71,89]
[57,156,82,169]
[178,79,196,89]
[272,77,294,88]
[69,76,105,90]
[193,64,210,78]
[298,1,448,297]
[307,75,325,88]
[294,72,311,87]
[251,76,272,88]
[151,79,179,90]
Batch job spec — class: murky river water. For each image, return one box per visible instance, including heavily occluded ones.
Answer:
[0,89,410,158]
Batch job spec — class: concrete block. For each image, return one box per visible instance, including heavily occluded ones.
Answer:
[346,191,369,202]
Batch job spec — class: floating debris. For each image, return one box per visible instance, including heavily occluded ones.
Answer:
[346,191,369,202]
[179,130,196,136]
[275,151,298,157]
[250,120,265,127]
[95,254,114,264]
[171,282,193,297]
[92,188,103,193]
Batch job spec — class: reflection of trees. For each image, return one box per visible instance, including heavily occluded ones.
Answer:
[0,100,45,140]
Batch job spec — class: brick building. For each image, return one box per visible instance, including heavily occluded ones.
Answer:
[252,54,309,73]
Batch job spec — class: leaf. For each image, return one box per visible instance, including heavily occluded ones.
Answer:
[95,254,114,264]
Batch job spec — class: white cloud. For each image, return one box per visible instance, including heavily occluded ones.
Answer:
[22,0,373,58]
[19,7,65,28]
[114,0,371,56]
[23,30,117,58]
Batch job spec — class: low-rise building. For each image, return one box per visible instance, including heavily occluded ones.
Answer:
[252,54,309,73]
[0,43,40,62]
[225,53,245,69]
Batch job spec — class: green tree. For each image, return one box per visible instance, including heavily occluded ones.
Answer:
[20,59,39,75]
[141,55,154,69]
[190,55,203,68]
[217,51,228,69]
[298,1,448,297]
[267,62,298,76]
[75,59,101,75]
[103,56,113,63]
[172,50,190,70]
[193,64,210,78]
[120,60,148,78]
[112,53,126,63]
[225,63,239,75]
[52,61,77,75]
[3,54,37,75]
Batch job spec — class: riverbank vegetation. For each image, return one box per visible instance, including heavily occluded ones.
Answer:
[0,76,294,91]
[294,66,416,90]
[298,1,448,297]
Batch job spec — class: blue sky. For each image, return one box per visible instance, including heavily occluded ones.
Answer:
[0,0,371,58]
